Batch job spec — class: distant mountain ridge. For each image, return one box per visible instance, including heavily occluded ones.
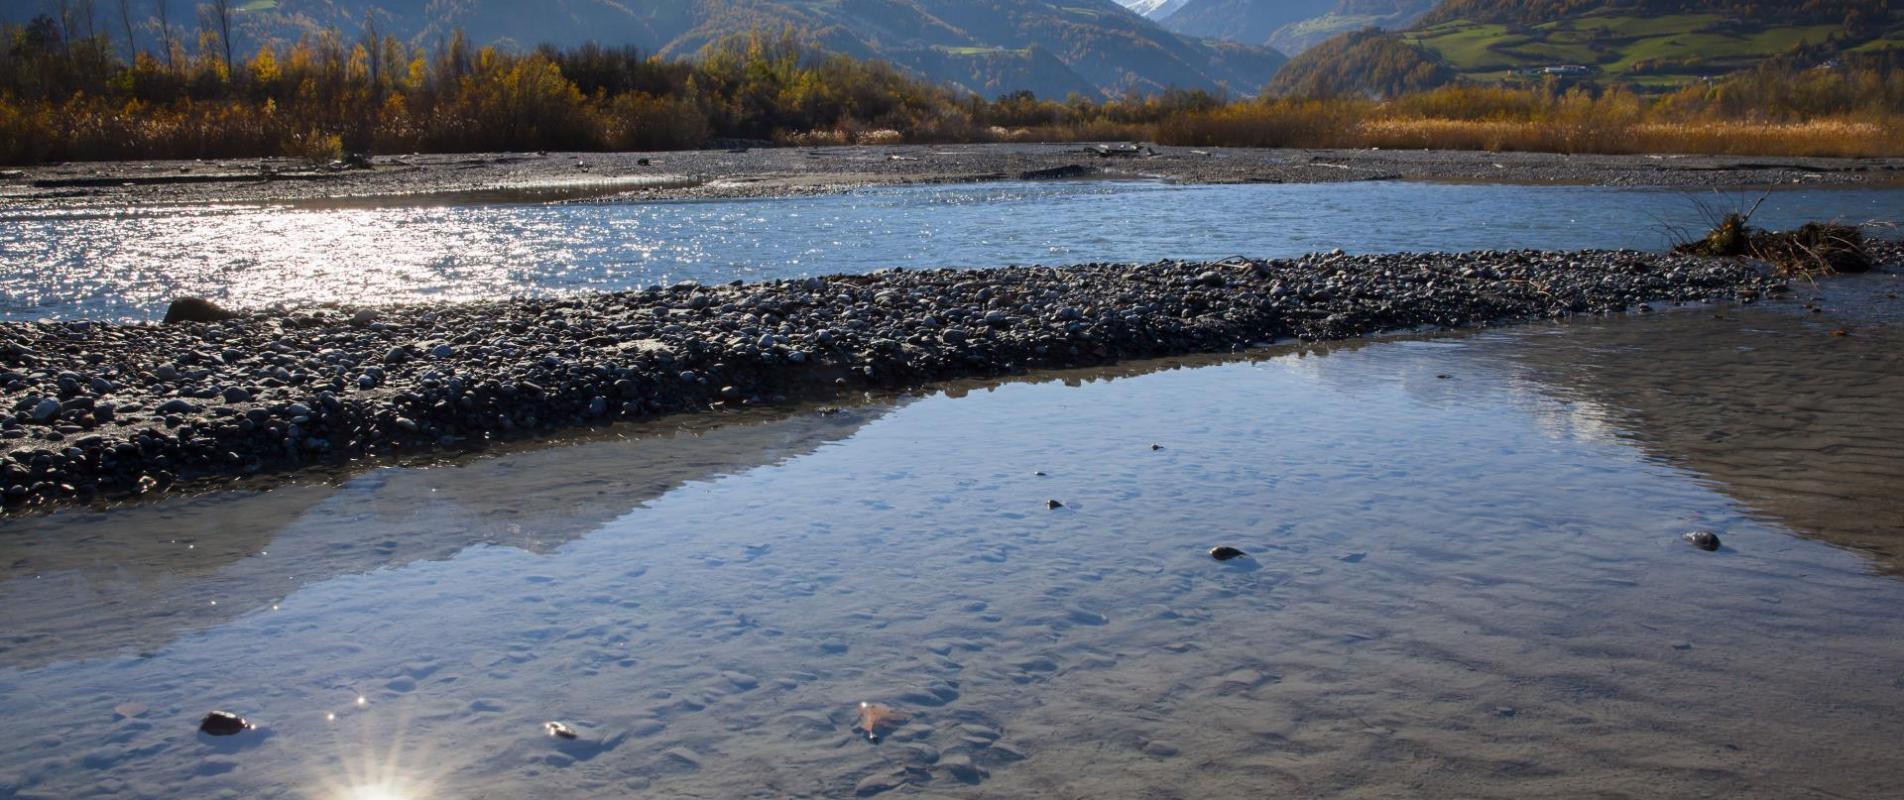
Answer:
[0,0,1287,99]
[1146,0,1433,54]
[1164,0,1336,45]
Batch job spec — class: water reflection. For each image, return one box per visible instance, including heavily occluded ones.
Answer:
[4,180,1901,321]
[0,404,891,669]
[1492,273,1904,572]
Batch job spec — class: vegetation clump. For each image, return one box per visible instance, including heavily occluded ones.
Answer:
[1675,213,1873,276]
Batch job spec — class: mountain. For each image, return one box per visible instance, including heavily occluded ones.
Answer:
[1161,0,1337,45]
[1266,25,1452,96]
[1265,1,1436,54]
[1120,0,1196,20]
[1274,0,1904,95]
[0,0,1287,99]
[1153,0,1432,54]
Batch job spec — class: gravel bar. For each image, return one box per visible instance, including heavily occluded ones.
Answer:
[7,144,1903,207]
[0,247,1843,511]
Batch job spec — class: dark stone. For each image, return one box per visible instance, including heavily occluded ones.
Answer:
[1683,531,1721,552]
[1018,164,1097,181]
[163,297,237,325]
[1209,546,1247,562]
[198,710,252,736]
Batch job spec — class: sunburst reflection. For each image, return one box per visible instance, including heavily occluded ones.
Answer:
[305,699,444,800]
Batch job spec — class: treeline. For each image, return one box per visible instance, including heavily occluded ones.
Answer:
[1266,29,1455,98]
[0,19,981,162]
[1,15,1900,163]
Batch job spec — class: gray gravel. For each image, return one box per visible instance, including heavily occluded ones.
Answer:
[6,144,1902,208]
[3,243,1864,512]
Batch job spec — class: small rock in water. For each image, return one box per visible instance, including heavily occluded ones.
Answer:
[855,701,910,743]
[1209,546,1247,562]
[544,721,579,739]
[1683,531,1721,552]
[1046,499,1064,510]
[163,297,237,324]
[1150,443,1163,451]
[198,710,253,736]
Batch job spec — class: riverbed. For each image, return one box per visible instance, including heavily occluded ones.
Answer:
[4,170,1904,798]
[2,271,1902,798]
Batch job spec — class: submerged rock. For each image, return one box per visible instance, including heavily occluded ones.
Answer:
[198,710,253,736]
[1683,531,1722,551]
[1209,546,1247,562]
[855,702,909,743]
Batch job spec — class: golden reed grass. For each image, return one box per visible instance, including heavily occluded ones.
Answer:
[1357,117,1897,158]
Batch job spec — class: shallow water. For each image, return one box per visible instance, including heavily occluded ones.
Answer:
[3,286,1902,799]
[3,180,1900,321]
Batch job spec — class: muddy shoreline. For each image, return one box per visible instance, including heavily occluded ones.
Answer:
[3,241,1858,513]
[6,144,1904,207]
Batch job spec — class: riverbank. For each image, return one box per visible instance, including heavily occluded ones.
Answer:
[7,144,1904,207]
[6,242,1870,512]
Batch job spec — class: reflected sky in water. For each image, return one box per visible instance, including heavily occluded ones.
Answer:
[4,180,1901,321]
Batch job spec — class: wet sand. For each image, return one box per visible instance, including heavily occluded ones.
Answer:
[2,282,1902,799]
[7,144,1904,208]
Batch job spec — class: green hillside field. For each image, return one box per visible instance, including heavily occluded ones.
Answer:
[1400,10,1902,89]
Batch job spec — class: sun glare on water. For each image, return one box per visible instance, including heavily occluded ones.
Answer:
[306,701,441,800]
